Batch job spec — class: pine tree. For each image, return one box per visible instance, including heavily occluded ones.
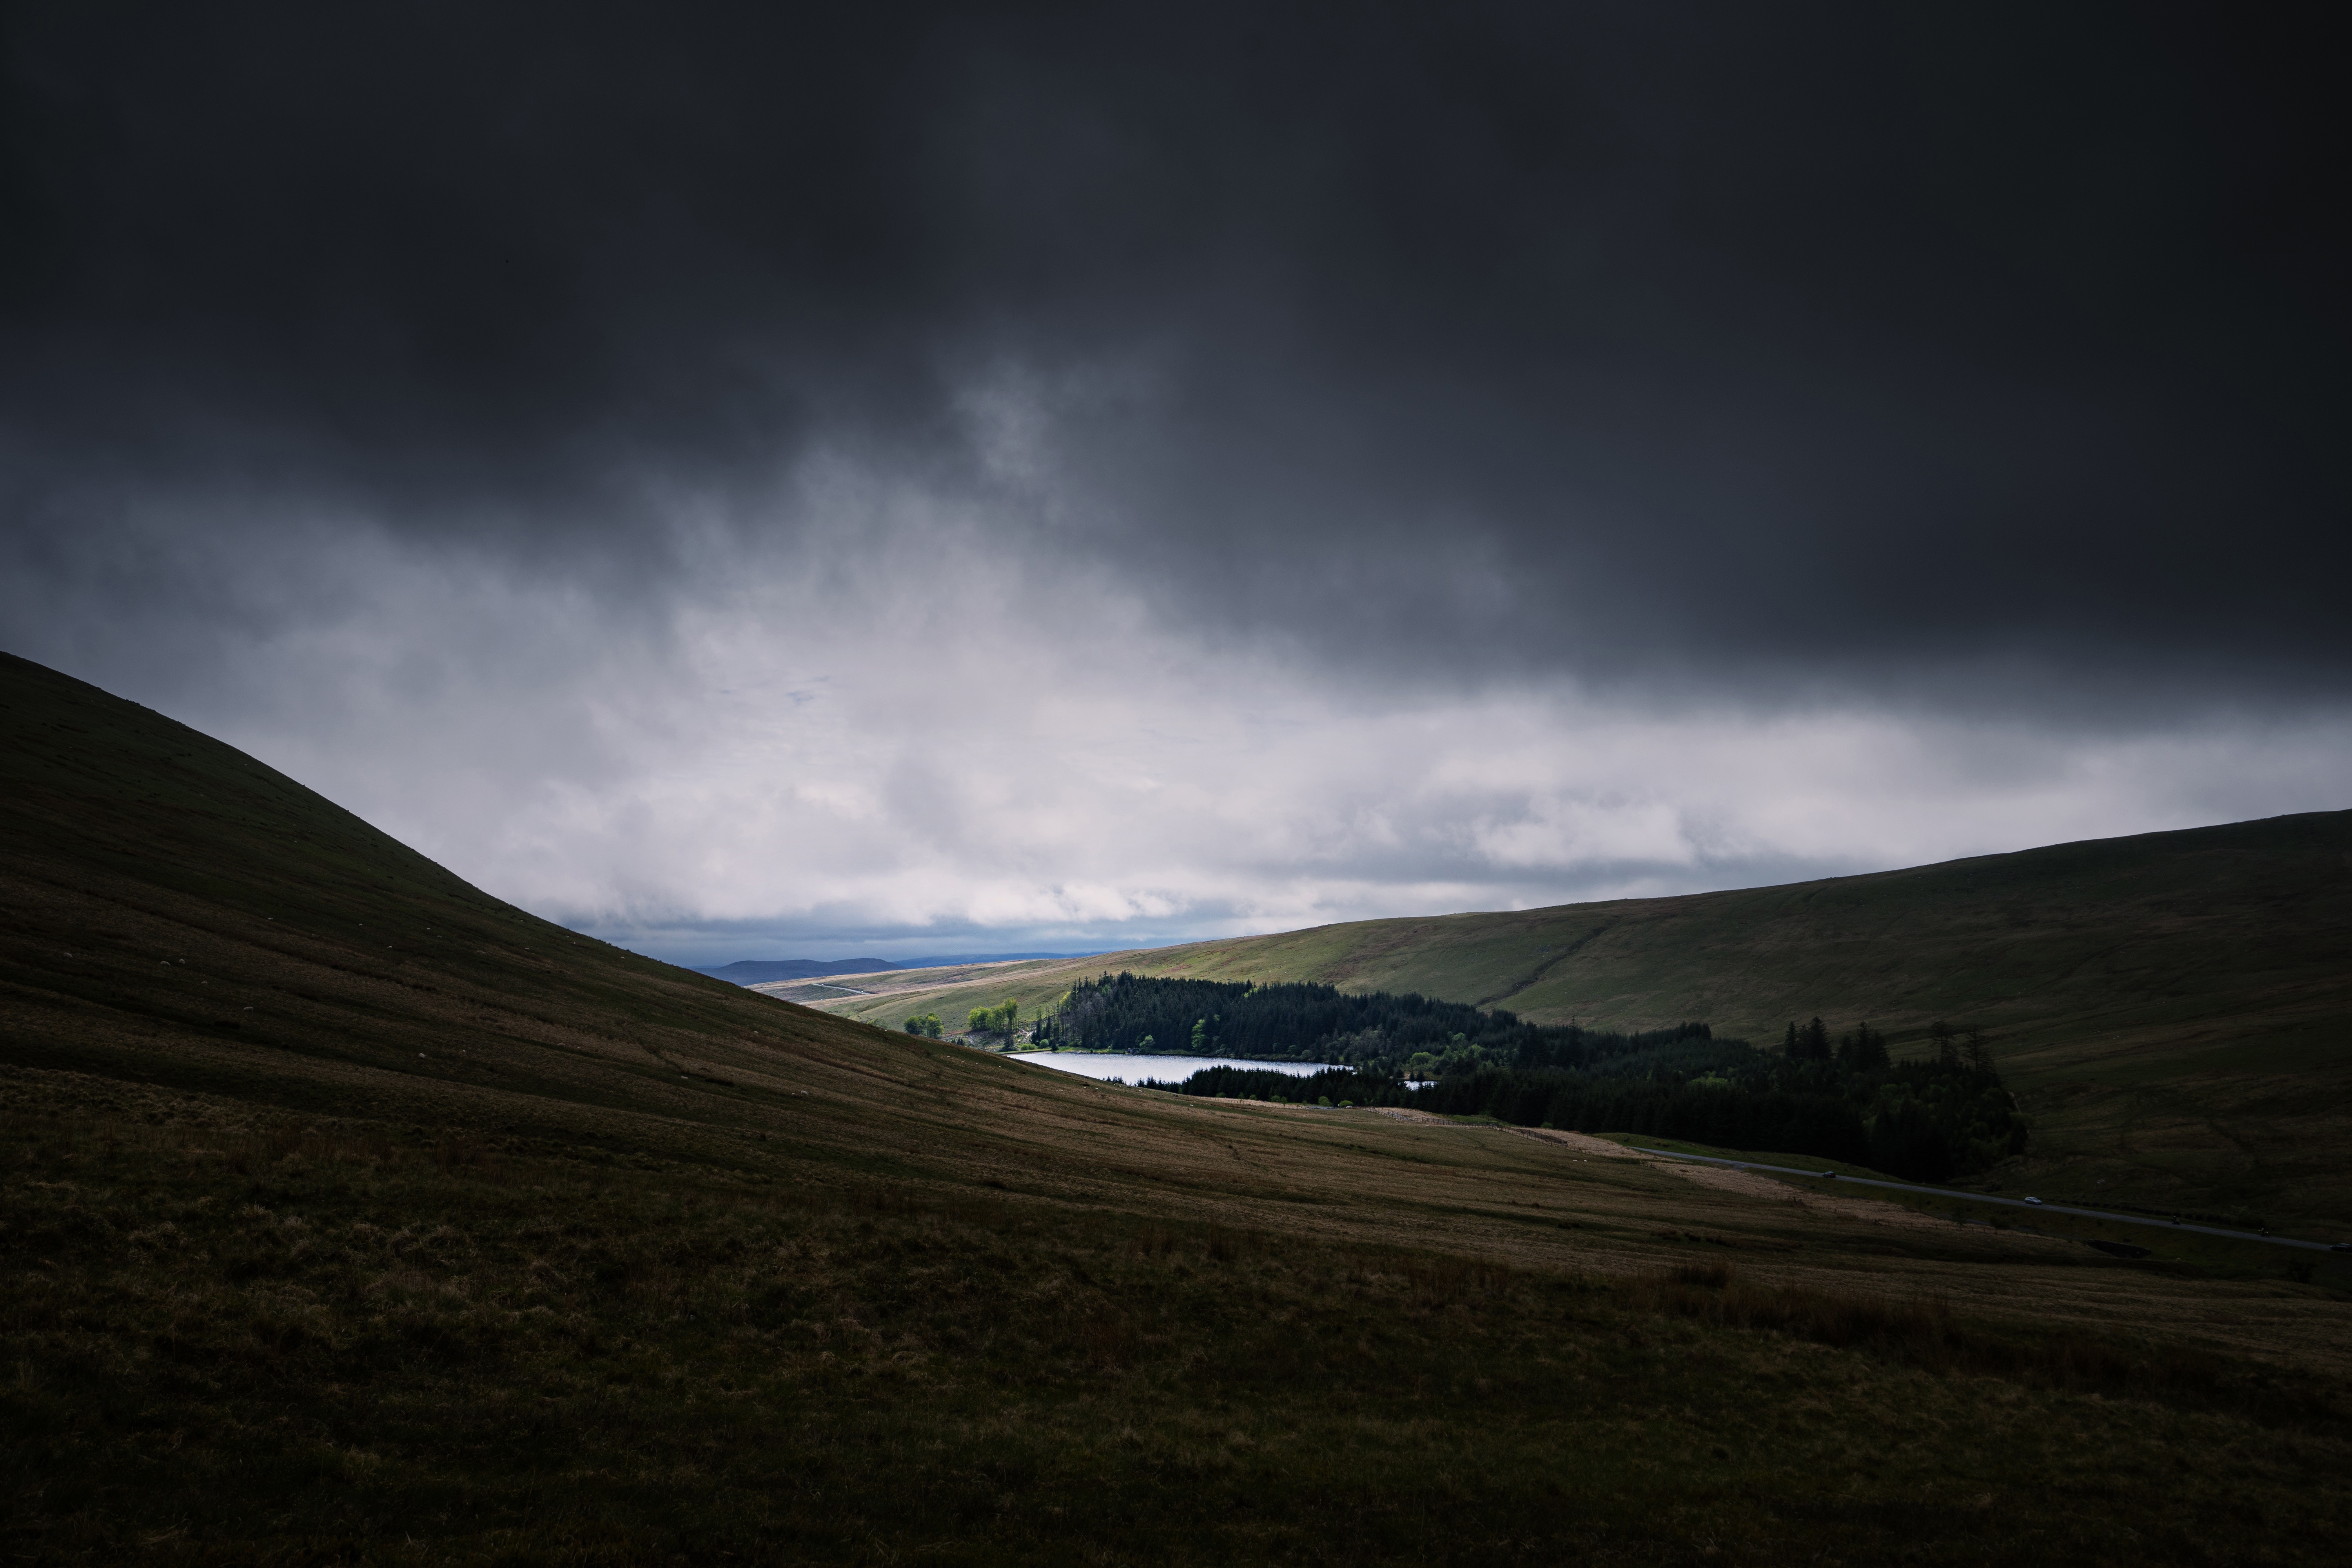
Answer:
[1833,1023,1887,1073]
[1964,1027,1995,1074]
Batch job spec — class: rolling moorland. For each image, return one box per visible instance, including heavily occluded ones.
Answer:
[798,813,2352,1232]
[5,648,2351,1563]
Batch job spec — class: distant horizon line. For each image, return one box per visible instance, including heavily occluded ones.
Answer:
[689,949,1137,975]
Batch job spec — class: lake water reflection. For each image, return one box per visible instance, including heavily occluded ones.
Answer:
[1004,1053,1341,1083]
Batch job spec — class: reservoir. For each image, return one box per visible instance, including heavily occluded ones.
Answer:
[1005,1053,1342,1083]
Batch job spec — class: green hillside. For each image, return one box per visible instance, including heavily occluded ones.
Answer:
[6,650,2350,1563]
[813,815,2352,1227]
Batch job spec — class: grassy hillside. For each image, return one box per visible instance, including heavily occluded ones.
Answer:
[811,815,2352,1228]
[6,650,2351,1563]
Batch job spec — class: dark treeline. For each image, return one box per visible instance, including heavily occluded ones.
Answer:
[1135,1065,1388,1105]
[1406,1067,1874,1164]
[1057,976,2027,1183]
[1401,1042,2025,1184]
[1030,971,1717,1075]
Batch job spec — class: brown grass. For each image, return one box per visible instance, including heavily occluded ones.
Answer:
[7,1088,2352,1563]
[1622,1261,2337,1426]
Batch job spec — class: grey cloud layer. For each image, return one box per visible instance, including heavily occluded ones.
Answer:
[7,2,2345,701]
[4,4,2347,960]
[52,500,2335,966]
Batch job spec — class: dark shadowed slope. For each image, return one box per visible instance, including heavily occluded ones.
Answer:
[6,650,1518,1218]
[0,648,1276,1201]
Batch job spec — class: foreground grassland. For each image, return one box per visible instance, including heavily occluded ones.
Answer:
[808,815,2352,1231]
[10,1076,2352,1565]
[5,650,2351,1561]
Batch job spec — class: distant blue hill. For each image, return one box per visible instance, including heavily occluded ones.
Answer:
[695,953,1112,985]
[893,952,1116,970]
[693,959,902,984]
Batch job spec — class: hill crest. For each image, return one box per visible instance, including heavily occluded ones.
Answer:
[803,808,2352,1226]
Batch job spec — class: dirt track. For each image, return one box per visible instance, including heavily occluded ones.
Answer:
[1372,1108,2009,1241]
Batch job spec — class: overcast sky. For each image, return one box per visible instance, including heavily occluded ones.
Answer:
[5,2,2346,964]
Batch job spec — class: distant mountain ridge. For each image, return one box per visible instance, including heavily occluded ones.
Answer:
[695,953,1108,985]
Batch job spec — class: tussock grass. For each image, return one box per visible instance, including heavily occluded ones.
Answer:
[9,1105,2350,1563]
[1627,1263,2334,1425]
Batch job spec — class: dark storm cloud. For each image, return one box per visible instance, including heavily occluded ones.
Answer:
[5,1,2346,697]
